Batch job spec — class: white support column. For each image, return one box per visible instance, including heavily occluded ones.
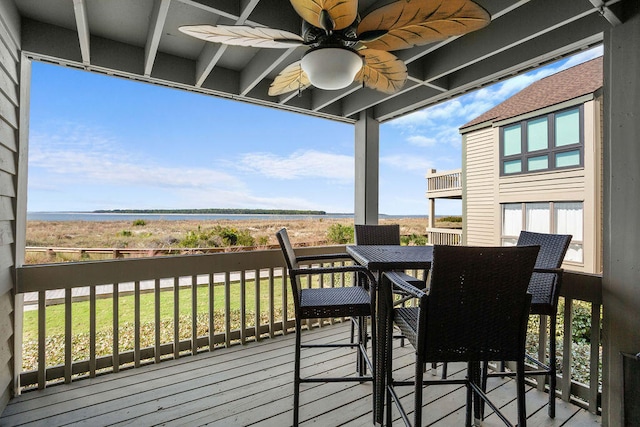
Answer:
[602,4,640,426]
[354,109,379,225]
[428,198,435,229]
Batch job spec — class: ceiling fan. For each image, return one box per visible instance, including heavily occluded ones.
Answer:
[179,0,490,96]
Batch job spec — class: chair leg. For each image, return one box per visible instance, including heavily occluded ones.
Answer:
[385,312,394,427]
[414,350,424,427]
[294,323,302,427]
[357,315,365,376]
[350,317,356,344]
[548,314,557,418]
[400,299,406,347]
[480,360,488,419]
[516,357,527,427]
[466,382,473,427]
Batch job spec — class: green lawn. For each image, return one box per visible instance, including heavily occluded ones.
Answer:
[22,277,290,340]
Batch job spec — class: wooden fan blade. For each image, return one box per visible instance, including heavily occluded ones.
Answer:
[358,0,490,51]
[354,49,408,94]
[179,25,304,48]
[290,0,358,31]
[269,61,312,96]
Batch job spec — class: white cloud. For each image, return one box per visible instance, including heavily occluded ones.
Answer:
[29,125,245,191]
[238,150,353,181]
[561,45,603,68]
[387,110,429,130]
[406,135,437,147]
[381,155,433,172]
[169,187,326,211]
[470,46,604,112]
[27,122,357,212]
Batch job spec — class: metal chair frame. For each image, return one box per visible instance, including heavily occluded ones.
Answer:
[276,228,376,426]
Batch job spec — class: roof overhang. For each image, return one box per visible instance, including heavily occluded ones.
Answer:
[12,0,624,124]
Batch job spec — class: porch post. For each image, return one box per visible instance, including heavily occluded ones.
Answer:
[354,108,379,225]
[602,3,640,426]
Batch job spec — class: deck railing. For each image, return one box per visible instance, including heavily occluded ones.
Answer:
[15,247,602,414]
[16,246,353,390]
[551,271,602,414]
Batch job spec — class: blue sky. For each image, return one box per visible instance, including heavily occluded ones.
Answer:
[27,46,602,215]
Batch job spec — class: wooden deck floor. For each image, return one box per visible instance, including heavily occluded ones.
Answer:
[1,322,600,426]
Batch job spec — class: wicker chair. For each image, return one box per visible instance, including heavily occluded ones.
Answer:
[352,224,425,344]
[276,228,376,426]
[384,245,539,427]
[354,224,426,287]
[483,231,572,418]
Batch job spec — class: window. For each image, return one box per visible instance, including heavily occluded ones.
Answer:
[500,106,583,175]
[501,202,584,263]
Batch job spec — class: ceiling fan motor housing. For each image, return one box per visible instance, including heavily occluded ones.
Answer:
[300,46,363,90]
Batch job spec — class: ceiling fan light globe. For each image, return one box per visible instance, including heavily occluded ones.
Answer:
[301,48,363,90]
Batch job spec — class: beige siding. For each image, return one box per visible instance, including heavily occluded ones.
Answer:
[498,169,586,202]
[0,0,20,413]
[464,127,499,246]
[463,99,602,274]
[582,96,603,274]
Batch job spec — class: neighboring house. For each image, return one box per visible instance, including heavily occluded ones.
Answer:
[428,57,603,274]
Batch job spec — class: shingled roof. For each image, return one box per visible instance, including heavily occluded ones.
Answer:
[460,57,603,131]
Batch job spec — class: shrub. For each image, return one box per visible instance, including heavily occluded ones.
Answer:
[326,224,354,244]
[438,216,462,223]
[562,300,597,344]
[132,219,146,226]
[120,230,132,237]
[410,233,427,245]
[178,225,255,248]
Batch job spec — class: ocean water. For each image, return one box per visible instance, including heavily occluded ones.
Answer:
[27,212,425,222]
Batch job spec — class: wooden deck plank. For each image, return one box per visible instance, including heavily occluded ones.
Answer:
[0,322,600,427]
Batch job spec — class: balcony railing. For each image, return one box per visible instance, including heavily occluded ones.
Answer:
[426,228,463,245]
[15,247,602,415]
[426,168,463,198]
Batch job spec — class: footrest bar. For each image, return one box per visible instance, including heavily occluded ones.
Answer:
[301,376,373,383]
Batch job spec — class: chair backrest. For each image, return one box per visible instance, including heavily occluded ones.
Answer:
[276,228,302,310]
[276,228,299,270]
[516,231,572,312]
[354,224,401,245]
[421,245,539,362]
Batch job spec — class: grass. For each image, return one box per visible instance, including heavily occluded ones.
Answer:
[23,278,288,340]
[22,278,294,371]
[21,272,353,371]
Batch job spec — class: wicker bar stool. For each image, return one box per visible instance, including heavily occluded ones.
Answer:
[384,245,539,427]
[352,224,425,345]
[482,231,572,418]
[354,225,427,284]
[276,228,376,426]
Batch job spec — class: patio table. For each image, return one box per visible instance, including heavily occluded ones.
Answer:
[346,245,433,426]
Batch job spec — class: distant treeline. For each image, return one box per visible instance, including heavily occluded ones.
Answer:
[92,208,327,215]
